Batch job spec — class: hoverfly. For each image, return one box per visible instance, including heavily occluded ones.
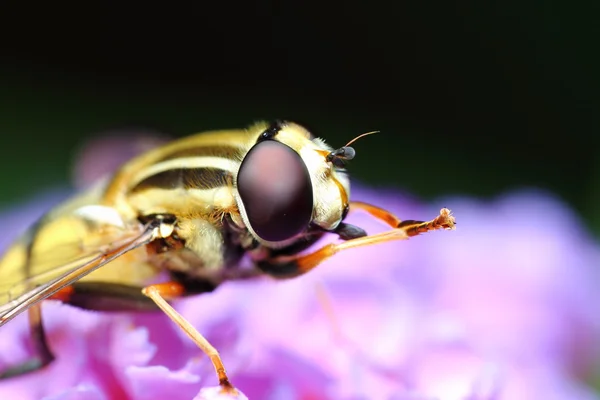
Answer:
[0,121,455,395]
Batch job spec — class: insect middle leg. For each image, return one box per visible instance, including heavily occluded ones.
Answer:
[141,282,239,395]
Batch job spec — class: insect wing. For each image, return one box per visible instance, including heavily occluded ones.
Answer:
[0,221,158,326]
[0,198,161,326]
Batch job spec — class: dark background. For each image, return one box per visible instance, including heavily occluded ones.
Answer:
[0,3,598,232]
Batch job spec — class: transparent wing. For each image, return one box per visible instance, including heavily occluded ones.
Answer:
[0,220,159,326]
[0,187,163,326]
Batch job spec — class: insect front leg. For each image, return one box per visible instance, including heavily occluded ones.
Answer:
[348,201,456,234]
[0,304,54,379]
[257,205,455,279]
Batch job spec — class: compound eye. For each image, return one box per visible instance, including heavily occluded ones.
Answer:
[237,140,313,242]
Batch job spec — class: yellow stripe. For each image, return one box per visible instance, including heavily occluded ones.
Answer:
[128,157,240,190]
[101,128,260,206]
[156,144,246,163]
[130,168,233,193]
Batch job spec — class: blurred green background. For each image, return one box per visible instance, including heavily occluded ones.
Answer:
[0,3,598,232]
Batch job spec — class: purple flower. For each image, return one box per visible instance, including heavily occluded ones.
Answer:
[0,136,598,399]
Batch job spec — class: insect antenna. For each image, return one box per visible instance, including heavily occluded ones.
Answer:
[326,130,379,167]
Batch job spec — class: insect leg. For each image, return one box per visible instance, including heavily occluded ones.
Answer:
[0,304,54,379]
[257,207,455,279]
[349,201,455,232]
[47,282,159,312]
[141,282,238,395]
[0,216,56,379]
[0,281,167,380]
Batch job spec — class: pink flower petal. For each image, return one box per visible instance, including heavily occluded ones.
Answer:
[194,386,248,400]
[41,384,106,400]
[125,362,202,400]
[1,174,599,399]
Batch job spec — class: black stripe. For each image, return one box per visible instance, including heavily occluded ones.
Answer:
[157,145,245,163]
[258,120,286,142]
[130,167,233,193]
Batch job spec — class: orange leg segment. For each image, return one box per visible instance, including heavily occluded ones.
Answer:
[141,282,238,394]
[350,201,456,234]
[258,205,455,278]
[349,201,404,228]
[47,286,75,302]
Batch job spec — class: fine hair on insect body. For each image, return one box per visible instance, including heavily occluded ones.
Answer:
[0,120,456,395]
